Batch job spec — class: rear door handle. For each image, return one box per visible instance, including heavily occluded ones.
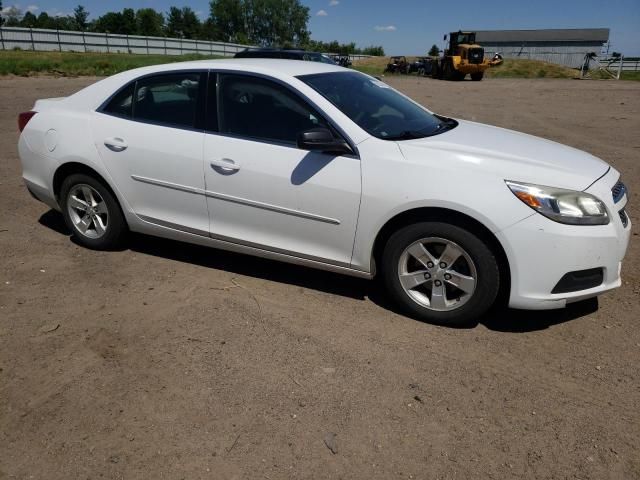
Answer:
[104,137,128,152]
[210,158,241,173]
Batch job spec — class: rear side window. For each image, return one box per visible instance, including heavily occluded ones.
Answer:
[103,83,134,118]
[218,74,329,144]
[134,73,202,129]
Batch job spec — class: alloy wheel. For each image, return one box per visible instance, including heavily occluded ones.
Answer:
[66,184,109,239]
[397,237,477,311]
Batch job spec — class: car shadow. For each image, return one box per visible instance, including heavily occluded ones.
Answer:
[38,208,70,235]
[478,297,599,332]
[364,281,599,332]
[127,232,370,300]
[38,208,601,331]
[290,152,336,185]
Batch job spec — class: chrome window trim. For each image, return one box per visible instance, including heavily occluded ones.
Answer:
[207,68,360,159]
[96,69,209,133]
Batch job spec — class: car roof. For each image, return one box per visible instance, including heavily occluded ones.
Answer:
[239,48,307,53]
[139,57,344,77]
[65,58,351,110]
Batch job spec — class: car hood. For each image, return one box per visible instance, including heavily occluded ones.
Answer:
[397,119,609,190]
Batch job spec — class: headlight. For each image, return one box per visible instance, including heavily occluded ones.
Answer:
[506,181,609,225]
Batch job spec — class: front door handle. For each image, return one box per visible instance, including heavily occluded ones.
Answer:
[104,137,128,152]
[210,158,241,173]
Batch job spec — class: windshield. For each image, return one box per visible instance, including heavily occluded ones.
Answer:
[455,33,475,44]
[298,71,455,140]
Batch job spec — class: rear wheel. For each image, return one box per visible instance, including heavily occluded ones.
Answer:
[471,72,484,81]
[443,61,453,80]
[60,173,127,250]
[431,63,440,79]
[381,222,500,326]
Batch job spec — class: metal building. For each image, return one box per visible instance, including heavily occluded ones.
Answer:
[474,28,610,68]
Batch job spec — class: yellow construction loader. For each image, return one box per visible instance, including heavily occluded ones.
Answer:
[432,31,503,81]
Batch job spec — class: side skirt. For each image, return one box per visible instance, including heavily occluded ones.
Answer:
[133,215,373,280]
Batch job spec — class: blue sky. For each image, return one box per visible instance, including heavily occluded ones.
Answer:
[4,0,639,55]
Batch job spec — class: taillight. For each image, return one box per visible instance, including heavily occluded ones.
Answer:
[18,111,37,132]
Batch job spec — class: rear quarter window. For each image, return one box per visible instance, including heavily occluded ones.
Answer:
[100,72,206,130]
[102,83,135,118]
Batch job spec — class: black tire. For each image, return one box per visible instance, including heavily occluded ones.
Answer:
[443,61,452,80]
[431,64,440,79]
[381,222,500,326]
[60,173,127,250]
[454,71,466,81]
[471,72,484,81]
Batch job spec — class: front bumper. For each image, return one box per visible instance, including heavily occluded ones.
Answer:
[497,169,631,310]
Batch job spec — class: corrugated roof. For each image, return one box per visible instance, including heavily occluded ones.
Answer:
[474,28,609,43]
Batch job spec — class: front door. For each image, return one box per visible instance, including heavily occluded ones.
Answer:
[203,73,361,266]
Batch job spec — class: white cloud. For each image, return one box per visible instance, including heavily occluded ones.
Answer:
[26,4,39,13]
[1,4,22,15]
[329,0,340,5]
[47,8,72,17]
[374,25,396,32]
[316,9,328,16]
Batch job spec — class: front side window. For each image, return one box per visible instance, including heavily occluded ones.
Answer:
[218,74,329,144]
[299,71,455,140]
[133,73,202,128]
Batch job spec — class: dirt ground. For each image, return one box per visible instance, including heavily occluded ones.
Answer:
[0,75,638,480]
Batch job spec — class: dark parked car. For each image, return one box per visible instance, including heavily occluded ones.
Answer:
[234,48,336,64]
[409,57,435,76]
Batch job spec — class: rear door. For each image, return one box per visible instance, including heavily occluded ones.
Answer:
[91,71,209,235]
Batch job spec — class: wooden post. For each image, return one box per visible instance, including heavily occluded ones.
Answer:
[146,37,149,54]
[617,55,623,80]
[164,37,167,55]
[82,31,86,52]
[56,29,62,52]
[29,27,35,51]
[0,28,5,51]
[105,32,109,53]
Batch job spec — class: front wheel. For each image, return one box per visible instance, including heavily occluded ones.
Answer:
[381,222,500,326]
[60,173,127,250]
[471,72,484,81]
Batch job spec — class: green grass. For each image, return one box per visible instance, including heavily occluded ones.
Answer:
[351,56,582,79]
[3,51,638,81]
[0,50,222,76]
[351,56,402,76]
[587,69,640,81]
[484,58,577,79]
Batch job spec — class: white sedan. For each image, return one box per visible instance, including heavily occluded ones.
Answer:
[18,59,631,325]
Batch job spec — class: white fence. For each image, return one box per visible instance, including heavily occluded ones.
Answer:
[0,27,373,61]
[477,44,640,71]
[599,57,640,71]
[0,27,251,56]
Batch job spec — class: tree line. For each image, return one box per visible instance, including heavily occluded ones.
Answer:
[0,1,385,56]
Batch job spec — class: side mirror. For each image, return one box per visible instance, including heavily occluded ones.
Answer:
[443,34,447,41]
[297,128,353,155]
